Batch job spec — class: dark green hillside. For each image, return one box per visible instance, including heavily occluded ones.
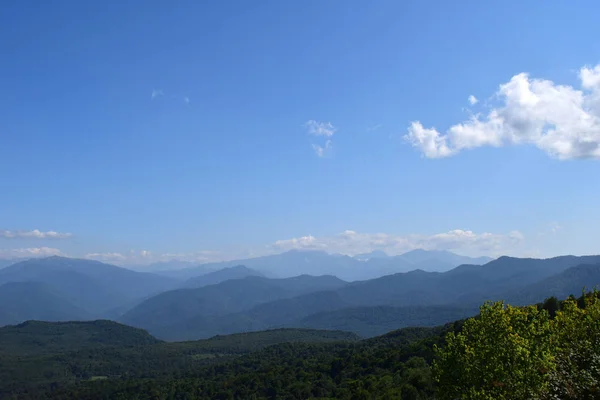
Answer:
[37,324,452,400]
[0,323,359,396]
[0,320,159,355]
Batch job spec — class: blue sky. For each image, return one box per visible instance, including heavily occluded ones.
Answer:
[1,1,599,265]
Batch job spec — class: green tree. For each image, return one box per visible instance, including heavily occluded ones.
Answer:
[546,294,600,399]
[434,301,554,400]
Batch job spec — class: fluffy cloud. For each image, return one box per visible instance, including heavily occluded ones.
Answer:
[405,64,600,159]
[468,95,478,105]
[0,247,62,258]
[0,230,72,239]
[270,229,524,257]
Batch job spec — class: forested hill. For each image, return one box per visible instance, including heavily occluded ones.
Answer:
[0,323,362,397]
[3,293,600,399]
[0,320,160,356]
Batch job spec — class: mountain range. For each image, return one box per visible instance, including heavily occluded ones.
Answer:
[0,256,179,318]
[121,255,600,340]
[153,249,493,281]
[2,252,600,342]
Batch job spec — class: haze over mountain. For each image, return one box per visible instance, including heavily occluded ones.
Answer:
[0,259,24,270]
[122,255,600,340]
[2,253,600,340]
[0,257,180,317]
[0,282,89,327]
[121,274,347,339]
[154,249,492,281]
[182,265,264,289]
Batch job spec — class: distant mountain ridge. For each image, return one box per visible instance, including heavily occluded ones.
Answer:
[123,255,600,341]
[154,249,493,281]
[0,282,89,327]
[182,265,264,288]
[0,256,180,319]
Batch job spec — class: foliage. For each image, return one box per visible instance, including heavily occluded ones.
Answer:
[3,291,600,399]
[546,292,600,399]
[434,302,554,399]
[435,293,600,400]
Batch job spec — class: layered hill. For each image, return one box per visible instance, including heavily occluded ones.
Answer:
[0,256,180,318]
[0,282,89,326]
[124,255,600,340]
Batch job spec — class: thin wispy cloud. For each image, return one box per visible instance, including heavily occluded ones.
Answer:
[306,120,336,157]
[1,230,72,239]
[366,124,383,133]
[405,63,600,159]
[312,140,332,157]
[84,249,222,266]
[270,229,524,257]
[306,120,336,137]
[151,89,164,99]
[468,95,478,105]
[0,247,62,258]
[152,89,191,106]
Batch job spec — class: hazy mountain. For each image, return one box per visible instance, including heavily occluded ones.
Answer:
[354,250,390,261]
[0,259,26,270]
[122,275,347,340]
[158,249,493,281]
[130,260,213,274]
[182,265,264,288]
[0,282,89,326]
[505,263,600,306]
[126,254,600,340]
[399,249,493,266]
[298,304,479,338]
[0,256,180,315]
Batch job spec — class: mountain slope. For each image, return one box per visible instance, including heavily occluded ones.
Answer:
[506,263,600,305]
[399,249,492,267]
[0,282,89,326]
[182,265,264,288]
[0,320,160,355]
[122,275,348,340]
[0,256,180,315]
[122,255,600,341]
[298,304,478,338]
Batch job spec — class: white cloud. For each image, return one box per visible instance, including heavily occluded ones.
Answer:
[269,229,523,257]
[405,64,600,159]
[84,249,223,266]
[306,120,336,157]
[306,120,336,137]
[151,89,163,99]
[581,64,600,89]
[0,247,62,259]
[0,230,72,239]
[312,140,332,157]
[468,95,478,105]
[84,252,128,262]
